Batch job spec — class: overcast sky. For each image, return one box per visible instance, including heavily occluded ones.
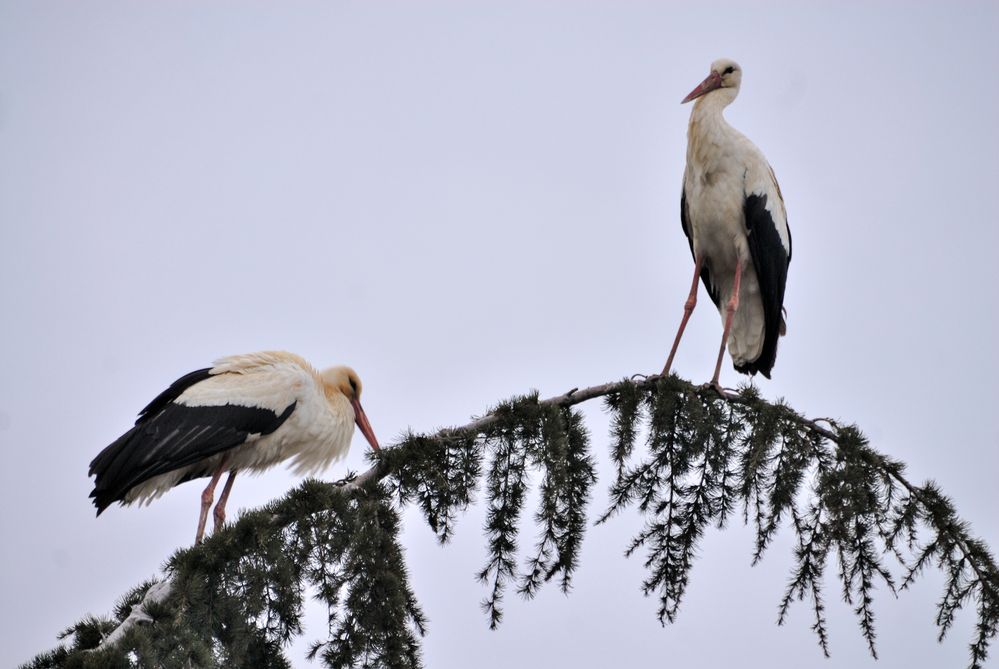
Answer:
[2,2,998,667]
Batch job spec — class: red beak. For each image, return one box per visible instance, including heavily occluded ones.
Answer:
[682,71,722,104]
[351,399,380,452]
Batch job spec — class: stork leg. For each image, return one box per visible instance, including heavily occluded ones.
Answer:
[662,254,704,376]
[213,470,238,533]
[709,257,743,395]
[196,453,232,544]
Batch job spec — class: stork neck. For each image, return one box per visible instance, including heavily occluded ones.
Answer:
[686,89,739,169]
[689,90,734,132]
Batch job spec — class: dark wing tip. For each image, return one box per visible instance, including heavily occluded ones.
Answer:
[734,359,773,379]
[90,488,114,515]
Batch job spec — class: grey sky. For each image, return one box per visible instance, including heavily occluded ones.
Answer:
[2,2,998,667]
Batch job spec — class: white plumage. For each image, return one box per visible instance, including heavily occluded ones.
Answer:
[89,351,380,543]
[663,58,792,389]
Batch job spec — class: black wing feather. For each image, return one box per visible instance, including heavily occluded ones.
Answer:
[88,367,213,479]
[136,367,213,422]
[681,187,721,309]
[735,193,789,378]
[89,368,296,515]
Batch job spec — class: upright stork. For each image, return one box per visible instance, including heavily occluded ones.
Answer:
[89,351,381,544]
[662,58,792,392]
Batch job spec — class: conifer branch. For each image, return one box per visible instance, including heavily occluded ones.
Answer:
[25,374,999,669]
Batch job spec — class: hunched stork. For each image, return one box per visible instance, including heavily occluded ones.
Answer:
[89,351,381,544]
[662,58,792,392]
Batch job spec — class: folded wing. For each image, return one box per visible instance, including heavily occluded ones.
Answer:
[89,365,297,514]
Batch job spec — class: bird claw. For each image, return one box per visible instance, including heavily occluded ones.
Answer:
[698,381,736,399]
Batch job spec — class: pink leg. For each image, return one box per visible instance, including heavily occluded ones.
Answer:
[662,255,704,376]
[213,470,238,533]
[195,453,232,544]
[709,257,743,393]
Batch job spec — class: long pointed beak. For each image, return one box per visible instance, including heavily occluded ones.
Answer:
[351,399,380,452]
[682,71,722,104]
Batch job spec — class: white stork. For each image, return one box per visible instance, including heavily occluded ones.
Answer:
[662,58,792,392]
[89,351,381,544]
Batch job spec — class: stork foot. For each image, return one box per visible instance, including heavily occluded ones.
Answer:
[698,381,736,399]
[661,356,683,377]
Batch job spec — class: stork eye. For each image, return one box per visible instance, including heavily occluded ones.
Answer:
[723,66,735,75]
[348,378,358,394]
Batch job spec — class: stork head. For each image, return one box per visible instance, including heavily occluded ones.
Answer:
[682,58,742,104]
[321,366,380,452]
